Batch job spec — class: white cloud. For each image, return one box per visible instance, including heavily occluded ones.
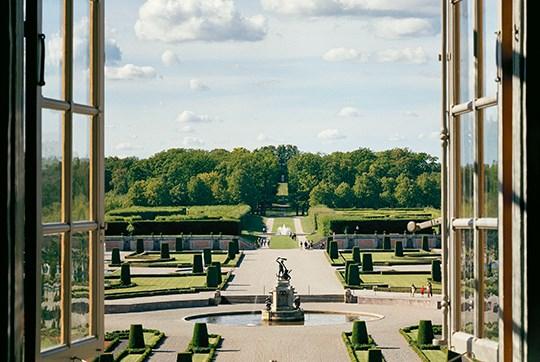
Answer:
[115,142,142,151]
[105,64,157,80]
[161,50,180,66]
[317,128,346,140]
[389,133,406,142]
[256,133,279,143]
[403,110,420,117]
[377,47,428,64]
[261,0,438,18]
[181,125,195,133]
[337,106,361,117]
[322,48,368,62]
[190,79,210,91]
[177,111,218,123]
[135,0,268,43]
[182,136,205,148]
[373,18,435,39]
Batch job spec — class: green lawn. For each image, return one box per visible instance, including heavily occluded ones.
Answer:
[125,252,238,267]
[402,328,447,362]
[120,354,145,362]
[359,273,441,291]
[270,236,298,249]
[277,183,289,196]
[340,251,439,265]
[272,217,296,233]
[105,276,208,296]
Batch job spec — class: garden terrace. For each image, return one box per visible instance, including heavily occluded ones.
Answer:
[328,250,441,267]
[337,270,442,294]
[102,328,165,361]
[400,324,446,362]
[122,251,243,268]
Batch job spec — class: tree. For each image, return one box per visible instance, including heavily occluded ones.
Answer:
[353,174,381,208]
[334,182,354,208]
[309,181,335,207]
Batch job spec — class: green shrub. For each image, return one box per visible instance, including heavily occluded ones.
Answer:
[329,241,339,259]
[352,246,361,263]
[192,254,204,273]
[232,239,240,254]
[383,236,391,250]
[161,243,170,259]
[367,348,382,362]
[176,352,193,362]
[227,242,236,259]
[212,261,222,284]
[362,253,373,272]
[128,324,145,349]
[344,260,353,282]
[422,236,430,251]
[394,240,404,257]
[326,236,333,253]
[417,320,434,345]
[351,320,369,345]
[192,322,209,348]
[111,248,121,265]
[175,237,183,251]
[120,263,131,286]
[347,263,360,286]
[136,238,144,254]
[98,353,114,362]
[203,248,212,266]
[206,265,219,288]
[431,260,442,282]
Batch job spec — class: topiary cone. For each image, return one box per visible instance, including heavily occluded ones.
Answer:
[192,254,204,273]
[206,265,219,288]
[394,240,404,257]
[111,247,121,265]
[120,263,131,286]
[431,259,442,282]
[344,260,353,282]
[136,238,144,254]
[191,322,209,348]
[383,236,391,250]
[98,353,114,362]
[347,263,360,286]
[367,348,382,362]
[329,241,339,259]
[232,239,240,255]
[227,241,236,259]
[417,320,434,345]
[128,324,145,349]
[176,352,193,362]
[351,320,369,345]
[362,253,373,272]
[203,248,212,266]
[352,246,361,263]
[175,237,183,251]
[422,236,430,251]
[212,261,222,284]
[161,243,170,259]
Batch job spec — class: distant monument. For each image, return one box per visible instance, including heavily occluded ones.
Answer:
[261,257,304,322]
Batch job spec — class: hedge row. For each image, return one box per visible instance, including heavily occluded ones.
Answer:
[328,219,433,234]
[105,220,241,236]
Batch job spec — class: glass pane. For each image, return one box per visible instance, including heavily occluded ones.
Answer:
[43,0,64,100]
[71,232,90,341]
[459,0,474,103]
[459,229,475,334]
[483,0,499,97]
[73,1,91,104]
[42,109,63,223]
[73,115,91,221]
[458,113,474,217]
[482,107,498,217]
[41,234,63,351]
[482,229,499,341]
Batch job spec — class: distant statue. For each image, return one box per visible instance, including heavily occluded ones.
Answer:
[294,296,301,309]
[265,296,272,311]
[276,257,291,281]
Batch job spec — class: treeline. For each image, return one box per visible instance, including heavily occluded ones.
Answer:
[103,146,440,212]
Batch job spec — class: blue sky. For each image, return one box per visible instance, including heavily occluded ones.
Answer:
[44,0,443,159]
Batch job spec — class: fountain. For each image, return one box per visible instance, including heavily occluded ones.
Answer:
[261,257,304,322]
[276,224,291,236]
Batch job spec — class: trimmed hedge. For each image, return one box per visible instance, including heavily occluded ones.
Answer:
[120,263,131,286]
[422,236,430,251]
[176,352,193,362]
[417,320,434,345]
[161,243,170,259]
[192,323,209,348]
[383,236,391,250]
[394,241,404,257]
[431,260,442,282]
[106,220,241,236]
[128,324,145,349]
[329,219,432,234]
[352,246,361,263]
[347,264,360,286]
[192,254,204,274]
[329,241,339,259]
[362,253,373,272]
[227,242,236,259]
[345,260,353,282]
[97,353,114,362]
[136,238,144,254]
[111,248,121,265]
[212,262,222,285]
[352,320,369,345]
[203,249,212,266]
[206,265,219,288]
[175,237,183,251]
[367,348,383,362]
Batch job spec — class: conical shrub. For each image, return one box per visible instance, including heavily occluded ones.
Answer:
[352,246,361,263]
[351,320,369,345]
[326,236,333,253]
[232,239,240,255]
[120,263,131,286]
[383,236,391,250]
[347,263,360,286]
[191,322,209,348]
[136,238,144,254]
[161,243,170,259]
[176,352,193,362]
[367,348,382,362]
[212,261,222,284]
[203,248,212,266]
[329,241,339,259]
[362,253,373,272]
[111,248,121,265]
[128,324,145,349]
[344,260,353,282]
[192,254,204,273]
[175,237,183,251]
[206,265,219,288]
[422,236,430,251]
[431,260,442,282]
[227,241,236,259]
[417,320,434,345]
[394,241,404,257]
[98,353,114,362]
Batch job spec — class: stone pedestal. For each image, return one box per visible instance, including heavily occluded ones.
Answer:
[261,279,304,322]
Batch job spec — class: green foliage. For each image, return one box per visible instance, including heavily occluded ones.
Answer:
[431,260,442,282]
[128,324,145,349]
[344,260,353,282]
[383,236,391,250]
[176,352,193,362]
[175,237,183,251]
[160,243,170,259]
[191,323,209,348]
[227,242,236,259]
[97,353,114,362]
[120,263,131,286]
[395,241,404,257]
[203,249,212,266]
[111,248,121,265]
[362,254,373,272]
[206,265,219,288]
[422,236,430,251]
[347,263,360,286]
[212,262,222,285]
[351,320,369,345]
[367,348,383,362]
[352,246,361,263]
[231,239,240,255]
[329,241,339,259]
[136,239,144,254]
[192,254,204,273]
[417,320,434,345]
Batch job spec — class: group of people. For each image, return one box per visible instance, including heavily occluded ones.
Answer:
[300,240,314,249]
[257,237,270,248]
[410,281,433,297]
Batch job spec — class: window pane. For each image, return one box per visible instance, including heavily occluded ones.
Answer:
[42,109,63,223]
[482,106,498,217]
[43,0,64,100]
[73,115,91,221]
[459,229,474,334]
[73,1,91,104]
[459,0,474,103]
[483,229,499,341]
[41,234,63,351]
[483,0,499,97]
[458,113,474,217]
[71,232,90,341]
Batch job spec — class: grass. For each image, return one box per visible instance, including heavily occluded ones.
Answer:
[106,204,251,222]
[272,217,296,232]
[339,251,440,266]
[125,252,236,267]
[270,236,298,249]
[188,335,222,362]
[359,273,441,291]
[105,275,207,296]
[120,354,145,362]
[299,216,315,234]
[277,183,289,196]
[400,326,447,362]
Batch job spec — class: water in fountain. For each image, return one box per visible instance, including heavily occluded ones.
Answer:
[276,224,291,235]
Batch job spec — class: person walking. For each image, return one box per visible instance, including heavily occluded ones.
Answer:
[427,281,433,298]
[410,283,417,297]
[420,285,425,297]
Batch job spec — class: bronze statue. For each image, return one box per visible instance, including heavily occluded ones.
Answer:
[276,257,291,281]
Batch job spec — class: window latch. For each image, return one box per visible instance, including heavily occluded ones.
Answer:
[38,33,46,86]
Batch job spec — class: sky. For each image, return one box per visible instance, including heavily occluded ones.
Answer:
[43,0,443,159]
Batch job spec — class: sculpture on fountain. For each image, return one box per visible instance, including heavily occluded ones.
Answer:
[261,257,304,322]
